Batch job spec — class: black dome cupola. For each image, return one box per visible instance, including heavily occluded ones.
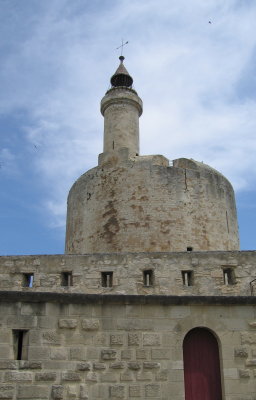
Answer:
[110,56,133,88]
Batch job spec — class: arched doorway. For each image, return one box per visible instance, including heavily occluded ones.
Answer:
[183,328,222,400]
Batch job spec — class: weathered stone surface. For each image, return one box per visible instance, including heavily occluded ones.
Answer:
[245,359,256,367]
[70,347,86,361]
[76,362,91,371]
[0,331,11,344]
[121,350,132,360]
[50,348,68,360]
[5,371,32,382]
[28,347,50,360]
[0,361,18,370]
[129,385,141,397]
[80,384,89,399]
[86,372,98,382]
[136,372,152,381]
[120,371,133,382]
[101,349,117,360]
[127,362,141,371]
[42,331,61,345]
[145,384,160,397]
[143,333,161,346]
[19,361,42,369]
[67,384,77,398]
[93,362,106,370]
[17,384,49,398]
[136,349,148,359]
[128,333,140,346]
[239,369,250,378]
[143,362,160,369]
[58,319,77,329]
[110,362,125,369]
[151,349,170,359]
[61,371,81,381]
[241,333,256,344]
[109,385,125,398]
[51,385,64,399]
[7,315,37,329]
[100,372,118,382]
[81,319,99,331]
[234,348,248,358]
[110,334,124,345]
[156,369,168,381]
[35,372,57,381]
[0,385,15,399]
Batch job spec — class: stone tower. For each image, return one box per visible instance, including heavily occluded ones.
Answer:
[65,57,239,254]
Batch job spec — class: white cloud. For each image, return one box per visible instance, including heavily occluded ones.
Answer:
[1,0,256,228]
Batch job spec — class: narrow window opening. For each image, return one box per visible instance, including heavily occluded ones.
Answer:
[101,272,113,288]
[187,247,193,252]
[223,268,235,285]
[61,272,73,287]
[13,330,28,360]
[112,141,114,150]
[22,273,34,288]
[182,271,193,286]
[143,270,154,287]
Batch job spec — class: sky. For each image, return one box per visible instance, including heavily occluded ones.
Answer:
[0,0,256,255]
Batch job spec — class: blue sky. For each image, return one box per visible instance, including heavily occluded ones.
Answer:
[0,0,256,255]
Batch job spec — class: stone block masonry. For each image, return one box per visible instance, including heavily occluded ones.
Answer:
[0,294,256,399]
[65,157,239,254]
[0,250,255,296]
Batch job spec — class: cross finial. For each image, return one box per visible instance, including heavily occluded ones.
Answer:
[116,39,128,57]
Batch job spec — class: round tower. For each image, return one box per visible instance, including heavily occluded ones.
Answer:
[101,56,142,158]
[65,58,239,254]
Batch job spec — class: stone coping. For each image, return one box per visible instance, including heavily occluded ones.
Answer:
[1,250,256,258]
[0,291,255,305]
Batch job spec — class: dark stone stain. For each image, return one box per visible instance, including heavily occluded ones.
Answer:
[102,201,120,243]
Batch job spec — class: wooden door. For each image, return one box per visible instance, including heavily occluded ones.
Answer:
[183,328,222,400]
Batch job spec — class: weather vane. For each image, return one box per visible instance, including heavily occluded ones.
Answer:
[116,39,128,57]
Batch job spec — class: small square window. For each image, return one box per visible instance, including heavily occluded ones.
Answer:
[223,268,235,285]
[182,271,193,286]
[13,330,28,360]
[22,273,34,288]
[101,272,113,288]
[187,247,193,252]
[61,272,73,287]
[143,270,154,287]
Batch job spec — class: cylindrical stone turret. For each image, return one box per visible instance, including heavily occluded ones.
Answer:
[100,56,142,158]
[101,87,142,156]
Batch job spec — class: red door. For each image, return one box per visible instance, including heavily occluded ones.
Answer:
[183,328,222,400]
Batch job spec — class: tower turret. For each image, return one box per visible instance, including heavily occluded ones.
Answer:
[100,56,142,160]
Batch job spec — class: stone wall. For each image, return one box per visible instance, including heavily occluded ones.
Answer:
[0,251,255,296]
[65,157,239,254]
[0,294,256,399]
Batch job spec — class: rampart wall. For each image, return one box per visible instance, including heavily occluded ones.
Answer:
[0,251,255,296]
